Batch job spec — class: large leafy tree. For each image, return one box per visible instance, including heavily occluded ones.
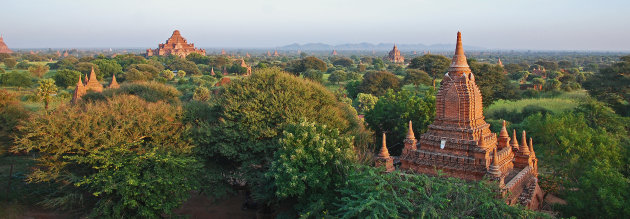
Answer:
[28,64,50,78]
[0,89,29,154]
[269,120,355,210]
[403,69,432,88]
[92,59,123,80]
[12,95,199,217]
[52,69,81,88]
[469,60,518,105]
[357,71,400,96]
[408,54,450,80]
[188,67,369,204]
[364,90,435,155]
[0,71,33,90]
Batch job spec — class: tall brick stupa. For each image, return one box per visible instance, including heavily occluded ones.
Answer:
[398,32,544,209]
[146,30,206,58]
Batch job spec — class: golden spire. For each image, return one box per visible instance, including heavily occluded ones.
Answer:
[109,73,119,89]
[406,120,415,139]
[378,132,390,158]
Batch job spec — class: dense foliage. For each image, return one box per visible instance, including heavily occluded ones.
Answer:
[12,95,199,217]
[357,71,400,96]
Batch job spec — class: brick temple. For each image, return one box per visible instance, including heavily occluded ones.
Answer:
[395,32,543,209]
[387,44,404,63]
[0,35,13,53]
[146,30,206,58]
[71,68,118,104]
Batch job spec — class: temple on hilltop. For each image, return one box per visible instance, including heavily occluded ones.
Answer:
[146,30,206,58]
[394,32,543,210]
[0,35,12,53]
[387,44,404,63]
[71,68,106,103]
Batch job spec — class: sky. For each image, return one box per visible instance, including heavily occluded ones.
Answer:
[1,0,629,51]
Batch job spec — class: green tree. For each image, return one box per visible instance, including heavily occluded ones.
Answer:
[92,59,123,79]
[583,58,630,116]
[403,69,432,88]
[1,71,33,90]
[193,86,211,101]
[52,69,81,88]
[160,69,175,80]
[3,58,17,69]
[75,62,100,79]
[292,56,327,73]
[16,60,31,69]
[36,79,58,110]
[28,64,49,78]
[357,71,400,96]
[12,95,199,217]
[302,69,323,83]
[332,57,354,67]
[188,67,369,206]
[329,70,348,85]
[470,61,518,104]
[355,93,378,114]
[364,90,435,154]
[408,54,450,80]
[0,90,29,154]
[177,70,186,78]
[269,120,355,210]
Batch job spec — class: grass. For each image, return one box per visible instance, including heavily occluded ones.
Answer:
[485,90,588,118]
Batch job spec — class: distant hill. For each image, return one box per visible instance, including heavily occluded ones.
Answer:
[279,42,485,51]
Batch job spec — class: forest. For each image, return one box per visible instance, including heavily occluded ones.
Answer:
[0,49,628,218]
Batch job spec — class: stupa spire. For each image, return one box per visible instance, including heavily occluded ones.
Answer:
[406,120,415,139]
[511,129,519,150]
[520,130,530,155]
[378,133,390,158]
[529,137,535,157]
[499,120,509,138]
[109,73,119,89]
[448,31,471,74]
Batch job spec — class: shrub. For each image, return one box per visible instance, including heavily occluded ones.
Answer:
[0,90,29,155]
[52,69,81,88]
[12,95,199,217]
[85,81,182,105]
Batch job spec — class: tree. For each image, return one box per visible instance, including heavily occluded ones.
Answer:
[3,58,17,69]
[160,69,175,80]
[269,120,355,210]
[403,69,431,88]
[167,58,201,75]
[329,70,348,85]
[12,95,199,218]
[302,69,323,83]
[364,90,435,154]
[357,71,400,96]
[52,69,81,88]
[16,60,31,69]
[0,90,29,154]
[92,59,123,80]
[297,56,327,73]
[177,70,186,78]
[36,79,58,110]
[192,86,211,101]
[75,62,100,79]
[583,58,630,116]
[408,54,450,80]
[28,64,49,78]
[332,57,354,67]
[355,93,378,114]
[469,61,518,104]
[1,71,33,90]
[188,67,369,206]
[504,63,525,74]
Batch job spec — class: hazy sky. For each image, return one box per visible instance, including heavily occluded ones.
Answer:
[1,0,629,50]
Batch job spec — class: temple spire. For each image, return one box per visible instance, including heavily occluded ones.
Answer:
[499,120,509,138]
[406,120,415,139]
[109,73,119,89]
[511,129,519,150]
[520,130,530,155]
[378,133,390,158]
[529,137,535,157]
[448,31,471,74]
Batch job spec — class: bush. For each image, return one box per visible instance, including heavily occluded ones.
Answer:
[12,95,199,217]
[0,90,29,155]
[52,69,81,88]
[87,81,182,105]
[269,120,355,209]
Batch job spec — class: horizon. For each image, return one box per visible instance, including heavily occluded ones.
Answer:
[1,0,630,51]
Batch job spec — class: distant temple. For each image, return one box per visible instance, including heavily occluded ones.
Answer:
[273,50,279,57]
[387,44,404,63]
[397,32,543,210]
[240,59,252,76]
[146,30,206,58]
[0,35,12,53]
[108,73,119,89]
[332,50,338,56]
[498,58,504,67]
[72,68,104,103]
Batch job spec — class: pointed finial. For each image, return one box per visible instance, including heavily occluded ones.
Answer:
[499,120,509,138]
[492,147,498,166]
[511,129,519,150]
[378,132,390,158]
[520,130,530,155]
[529,137,535,157]
[406,120,415,139]
[448,31,470,73]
